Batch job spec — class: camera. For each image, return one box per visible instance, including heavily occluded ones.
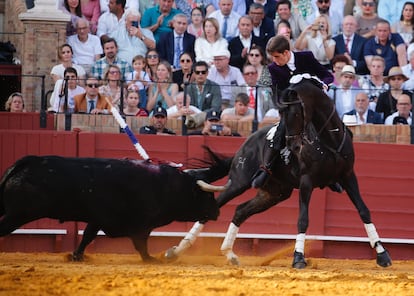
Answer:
[131,21,139,28]
[319,24,325,30]
[210,124,223,132]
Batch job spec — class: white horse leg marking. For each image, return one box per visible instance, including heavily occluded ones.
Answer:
[221,222,240,262]
[172,221,204,256]
[294,233,306,254]
[364,223,385,253]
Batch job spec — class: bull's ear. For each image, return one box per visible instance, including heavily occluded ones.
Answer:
[197,180,231,192]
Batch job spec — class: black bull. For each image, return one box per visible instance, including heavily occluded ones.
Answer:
[0,155,230,261]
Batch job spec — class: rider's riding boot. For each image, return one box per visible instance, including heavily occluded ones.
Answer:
[251,122,285,188]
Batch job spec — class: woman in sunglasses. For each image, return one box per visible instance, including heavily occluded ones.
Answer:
[246,45,271,85]
[145,49,160,82]
[173,52,194,91]
[98,64,126,110]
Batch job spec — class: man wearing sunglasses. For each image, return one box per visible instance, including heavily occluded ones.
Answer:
[74,78,111,114]
[157,13,195,70]
[306,0,342,36]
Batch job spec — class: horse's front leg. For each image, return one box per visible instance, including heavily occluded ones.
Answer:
[293,174,313,269]
[342,172,392,267]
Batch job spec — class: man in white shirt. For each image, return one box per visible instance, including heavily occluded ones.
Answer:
[67,18,103,75]
[97,0,127,37]
[209,0,241,41]
[402,45,414,90]
[207,49,246,109]
[384,94,413,125]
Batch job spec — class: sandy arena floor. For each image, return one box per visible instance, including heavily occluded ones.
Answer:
[0,252,413,296]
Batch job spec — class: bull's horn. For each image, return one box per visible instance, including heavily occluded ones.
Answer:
[197,180,231,192]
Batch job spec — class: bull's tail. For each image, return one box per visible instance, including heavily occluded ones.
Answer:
[202,146,233,183]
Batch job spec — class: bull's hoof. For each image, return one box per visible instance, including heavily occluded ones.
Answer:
[164,247,179,261]
[377,249,392,267]
[292,251,307,269]
[71,252,84,262]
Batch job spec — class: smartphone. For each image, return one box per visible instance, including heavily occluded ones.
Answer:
[131,21,139,28]
[210,124,224,132]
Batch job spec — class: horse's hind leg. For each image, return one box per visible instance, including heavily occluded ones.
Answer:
[221,190,285,265]
[342,172,392,267]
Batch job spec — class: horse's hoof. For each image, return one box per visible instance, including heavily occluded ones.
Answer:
[143,256,160,263]
[377,250,392,267]
[229,257,240,266]
[164,247,179,261]
[292,251,307,269]
[71,252,84,262]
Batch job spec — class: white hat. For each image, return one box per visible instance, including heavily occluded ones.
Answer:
[342,114,358,126]
[213,49,231,58]
[340,65,356,77]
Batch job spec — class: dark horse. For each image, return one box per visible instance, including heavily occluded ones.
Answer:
[279,75,391,268]
[165,77,392,268]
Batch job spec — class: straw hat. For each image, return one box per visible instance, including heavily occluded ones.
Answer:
[383,66,409,83]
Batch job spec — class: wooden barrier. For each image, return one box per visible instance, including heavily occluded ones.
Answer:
[0,112,54,130]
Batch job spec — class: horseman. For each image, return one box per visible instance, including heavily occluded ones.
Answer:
[251,35,334,188]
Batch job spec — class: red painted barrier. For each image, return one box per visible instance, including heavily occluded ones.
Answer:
[0,112,55,130]
[0,129,413,260]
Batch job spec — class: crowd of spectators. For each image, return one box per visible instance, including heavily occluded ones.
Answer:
[8,0,414,134]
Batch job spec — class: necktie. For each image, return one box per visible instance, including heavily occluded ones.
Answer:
[249,87,255,109]
[174,36,182,69]
[89,100,95,113]
[345,38,350,54]
[222,16,229,39]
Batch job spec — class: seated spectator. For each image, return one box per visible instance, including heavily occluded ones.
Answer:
[50,44,86,85]
[146,61,179,111]
[167,92,202,119]
[140,0,181,43]
[4,92,25,112]
[343,92,383,125]
[274,0,307,41]
[384,94,413,125]
[391,2,414,46]
[144,49,160,82]
[246,0,276,20]
[207,49,246,108]
[228,16,265,71]
[331,54,355,87]
[232,64,278,122]
[376,66,412,120]
[248,2,275,45]
[221,92,254,121]
[74,77,111,114]
[187,7,205,38]
[156,13,196,71]
[358,55,389,110]
[275,20,295,51]
[356,0,384,39]
[91,37,133,81]
[127,54,151,108]
[139,105,176,135]
[333,15,368,75]
[50,67,86,113]
[194,17,229,66]
[187,61,222,112]
[402,45,414,90]
[109,9,156,66]
[67,18,103,75]
[188,110,241,136]
[81,0,101,34]
[98,64,125,110]
[96,0,126,37]
[329,65,360,119]
[245,45,269,85]
[209,0,241,42]
[363,20,407,75]
[59,0,84,37]
[306,0,342,36]
[172,52,194,92]
[295,14,336,68]
[123,87,149,116]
